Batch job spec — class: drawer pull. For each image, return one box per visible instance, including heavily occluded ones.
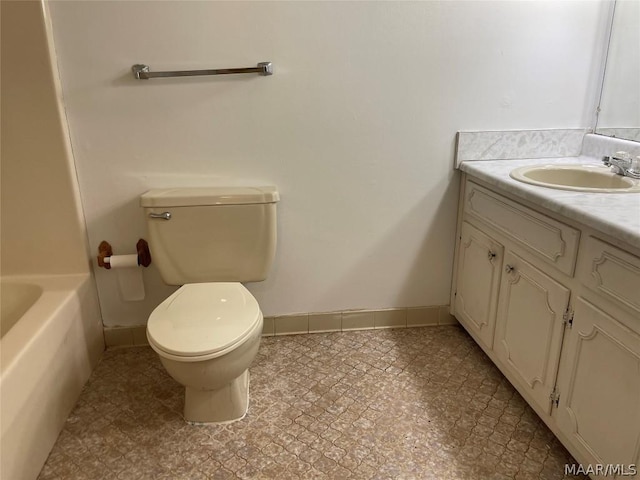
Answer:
[505,264,515,273]
[488,251,497,260]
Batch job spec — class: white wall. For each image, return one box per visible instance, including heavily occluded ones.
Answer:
[1,0,89,276]
[47,0,609,328]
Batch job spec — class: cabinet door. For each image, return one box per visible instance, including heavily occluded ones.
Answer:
[454,222,503,349]
[494,251,570,413]
[555,297,640,471]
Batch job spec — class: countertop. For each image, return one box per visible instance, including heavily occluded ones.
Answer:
[459,156,640,251]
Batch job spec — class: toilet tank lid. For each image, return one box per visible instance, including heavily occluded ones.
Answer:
[140,186,279,207]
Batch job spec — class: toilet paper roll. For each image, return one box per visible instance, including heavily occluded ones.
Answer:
[106,255,145,301]
[107,254,139,268]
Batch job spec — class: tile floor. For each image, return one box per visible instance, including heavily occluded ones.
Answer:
[38,326,587,479]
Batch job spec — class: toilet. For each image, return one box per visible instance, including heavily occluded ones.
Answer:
[140,186,279,423]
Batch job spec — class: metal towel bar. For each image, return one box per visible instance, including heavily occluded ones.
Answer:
[131,62,273,80]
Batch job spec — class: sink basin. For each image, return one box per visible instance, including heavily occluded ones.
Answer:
[510,164,640,193]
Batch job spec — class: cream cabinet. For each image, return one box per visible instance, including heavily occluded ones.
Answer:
[494,251,570,414]
[555,236,640,472]
[454,221,503,349]
[555,297,640,470]
[452,176,640,477]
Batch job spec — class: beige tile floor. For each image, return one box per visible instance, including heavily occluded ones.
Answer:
[38,326,588,480]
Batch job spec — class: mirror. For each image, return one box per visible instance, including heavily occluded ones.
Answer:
[595,0,640,142]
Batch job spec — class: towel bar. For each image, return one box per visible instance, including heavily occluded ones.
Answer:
[132,62,273,80]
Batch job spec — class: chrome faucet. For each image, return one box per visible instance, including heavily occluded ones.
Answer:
[602,152,640,179]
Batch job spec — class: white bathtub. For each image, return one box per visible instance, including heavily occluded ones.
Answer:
[1,274,104,480]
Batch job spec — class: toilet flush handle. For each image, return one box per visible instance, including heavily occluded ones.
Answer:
[149,212,172,220]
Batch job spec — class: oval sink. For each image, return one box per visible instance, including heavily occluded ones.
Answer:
[510,164,640,193]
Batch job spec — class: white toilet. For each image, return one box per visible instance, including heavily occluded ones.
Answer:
[140,186,279,423]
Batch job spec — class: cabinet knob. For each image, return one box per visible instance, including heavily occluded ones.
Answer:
[505,264,515,273]
[487,251,497,260]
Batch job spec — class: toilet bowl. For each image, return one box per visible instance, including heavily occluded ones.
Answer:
[147,282,263,423]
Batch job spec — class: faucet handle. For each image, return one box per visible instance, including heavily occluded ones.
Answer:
[601,153,640,178]
[603,151,632,168]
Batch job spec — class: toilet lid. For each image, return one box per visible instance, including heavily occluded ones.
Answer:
[147,283,261,358]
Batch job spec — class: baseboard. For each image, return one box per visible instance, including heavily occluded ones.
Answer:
[103,325,149,347]
[263,305,457,337]
[103,305,458,347]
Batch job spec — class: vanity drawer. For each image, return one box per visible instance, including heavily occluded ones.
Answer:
[578,236,640,315]
[464,181,580,276]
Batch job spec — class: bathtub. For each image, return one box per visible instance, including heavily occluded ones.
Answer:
[1,274,104,480]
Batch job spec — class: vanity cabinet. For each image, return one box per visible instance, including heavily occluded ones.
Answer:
[554,235,640,470]
[452,176,640,476]
[455,224,570,412]
[454,221,503,349]
[554,297,640,470]
[494,251,570,414]
[455,180,575,413]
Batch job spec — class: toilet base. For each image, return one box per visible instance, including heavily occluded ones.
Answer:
[184,370,250,424]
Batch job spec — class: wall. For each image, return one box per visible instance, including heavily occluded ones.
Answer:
[1,0,89,276]
[47,0,610,328]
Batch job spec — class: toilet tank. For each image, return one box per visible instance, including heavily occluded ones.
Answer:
[140,187,279,285]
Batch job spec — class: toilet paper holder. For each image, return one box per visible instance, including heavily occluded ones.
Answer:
[97,239,152,269]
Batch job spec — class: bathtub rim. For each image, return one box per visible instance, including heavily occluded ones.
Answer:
[1,281,44,338]
[0,273,95,377]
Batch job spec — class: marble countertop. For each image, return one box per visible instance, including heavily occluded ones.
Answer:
[459,156,640,251]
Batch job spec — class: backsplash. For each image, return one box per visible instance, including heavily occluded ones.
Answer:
[595,128,640,143]
[581,132,640,158]
[455,129,587,167]
[455,129,640,168]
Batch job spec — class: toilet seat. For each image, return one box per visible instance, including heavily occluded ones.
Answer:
[147,282,262,362]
